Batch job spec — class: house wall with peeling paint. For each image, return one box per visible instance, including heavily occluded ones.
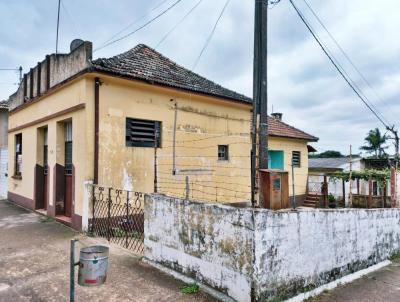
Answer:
[145,194,400,301]
[8,77,93,230]
[97,76,311,203]
[97,75,252,203]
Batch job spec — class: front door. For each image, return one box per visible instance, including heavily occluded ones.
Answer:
[43,128,48,210]
[64,122,73,217]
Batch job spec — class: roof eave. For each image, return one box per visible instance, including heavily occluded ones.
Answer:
[91,66,253,106]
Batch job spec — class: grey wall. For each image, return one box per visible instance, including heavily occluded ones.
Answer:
[0,109,8,148]
[145,194,400,302]
[9,41,92,111]
[144,194,254,302]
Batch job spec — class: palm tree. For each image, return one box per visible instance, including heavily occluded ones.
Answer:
[360,128,388,158]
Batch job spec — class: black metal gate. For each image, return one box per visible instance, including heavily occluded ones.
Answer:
[89,185,144,254]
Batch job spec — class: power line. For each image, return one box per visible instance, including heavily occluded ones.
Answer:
[155,0,205,49]
[192,0,231,70]
[301,0,395,127]
[94,0,184,52]
[60,0,81,38]
[99,0,171,49]
[289,0,389,129]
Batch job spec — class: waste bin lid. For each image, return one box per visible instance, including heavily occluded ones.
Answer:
[80,245,109,260]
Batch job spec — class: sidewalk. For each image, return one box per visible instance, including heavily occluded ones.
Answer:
[0,200,216,302]
[307,260,400,302]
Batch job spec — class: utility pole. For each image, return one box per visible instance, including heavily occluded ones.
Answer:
[251,0,269,207]
[56,0,61,54]
[349,145,353,207]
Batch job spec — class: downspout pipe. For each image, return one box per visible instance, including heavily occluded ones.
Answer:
[94,77,101,184]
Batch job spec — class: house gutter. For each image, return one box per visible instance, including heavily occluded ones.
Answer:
[94,77,101,184]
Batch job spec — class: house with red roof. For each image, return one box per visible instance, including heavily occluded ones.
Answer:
[7,40,317,230]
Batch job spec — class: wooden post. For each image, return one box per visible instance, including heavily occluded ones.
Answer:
[323,175,328,207]
[368,177,373,208]
[383,180,387,208]
[342,179,346,207]
[349,145,353,207]
[357,178,360,195]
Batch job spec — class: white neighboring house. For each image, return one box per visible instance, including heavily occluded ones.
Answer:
[0,100,8,199]
[308,157,368,203]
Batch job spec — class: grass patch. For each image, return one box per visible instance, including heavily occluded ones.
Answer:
[390,252,400,262]
[39,216,54,223]
[180,283,199,294]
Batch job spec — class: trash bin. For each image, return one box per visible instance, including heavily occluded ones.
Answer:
[78,245,109,286]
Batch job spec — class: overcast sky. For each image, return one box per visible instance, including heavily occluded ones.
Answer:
[0,0,399,155]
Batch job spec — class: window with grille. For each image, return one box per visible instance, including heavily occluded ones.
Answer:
[126,118,161,148]
[218,145,229,161]
[64,122,73,175]
[292,151,301,168]
[15,133,22,176]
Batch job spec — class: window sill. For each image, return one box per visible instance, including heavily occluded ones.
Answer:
[11,175,22,180]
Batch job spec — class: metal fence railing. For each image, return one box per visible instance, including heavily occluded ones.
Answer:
[89,185,144,254]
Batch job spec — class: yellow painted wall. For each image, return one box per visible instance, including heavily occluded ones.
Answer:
[97,75,252,203]
[8,71,311,212]
[8,77,90,217]
[268,137,309,197]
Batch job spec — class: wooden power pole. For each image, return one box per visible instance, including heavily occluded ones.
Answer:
[251,0,269,207]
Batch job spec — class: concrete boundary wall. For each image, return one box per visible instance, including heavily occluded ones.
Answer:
[144,194,400,301]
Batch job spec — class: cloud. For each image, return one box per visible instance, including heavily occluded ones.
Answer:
[0,0,399,154]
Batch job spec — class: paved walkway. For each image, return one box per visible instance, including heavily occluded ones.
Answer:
[307,260,400,302]
[0,200,216,302]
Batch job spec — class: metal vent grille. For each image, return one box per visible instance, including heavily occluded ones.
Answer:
[126,118,161,148]
[292,151,301,168]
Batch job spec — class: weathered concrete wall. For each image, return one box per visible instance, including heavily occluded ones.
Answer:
[253,208,400,300]
[145,194,400,302]
[9,41,92,111]
[144,194,254,302]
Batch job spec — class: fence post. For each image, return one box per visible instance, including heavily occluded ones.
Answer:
[323,175,328,208]
[91,185,95,234]
[126,191,130,249]
[107,187,112,241]
[185,176,189,200]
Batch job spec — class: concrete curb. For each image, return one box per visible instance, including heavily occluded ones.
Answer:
[143,258,235,302]
[285,260,392,302]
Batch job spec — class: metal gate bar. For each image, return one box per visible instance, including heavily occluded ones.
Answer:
[89,185,144,254]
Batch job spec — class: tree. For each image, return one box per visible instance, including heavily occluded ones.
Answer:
[360,128,388,158]
[309,150,344,158]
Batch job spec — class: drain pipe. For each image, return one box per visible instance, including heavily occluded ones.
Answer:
[172,101,177,175]
[94,77,102,184]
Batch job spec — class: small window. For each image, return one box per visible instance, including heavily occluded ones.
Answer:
[292,151,301,168]
[126,118,161,148]
[15,133,22,176]
[218,145,229,161]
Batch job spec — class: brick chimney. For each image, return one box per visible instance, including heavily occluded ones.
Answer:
[271,112,283,121]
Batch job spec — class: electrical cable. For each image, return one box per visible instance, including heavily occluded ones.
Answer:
[98,0,171,48]
[289,0,389,129]
[301,0,395,127]
[192,0,231,70]
[155,0,205,49]
[94,0,184,52]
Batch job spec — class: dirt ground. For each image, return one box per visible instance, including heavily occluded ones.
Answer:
[0,200,217,302]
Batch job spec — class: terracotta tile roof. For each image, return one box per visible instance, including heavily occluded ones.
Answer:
[0,99,9,109]
[268,117,318,141]
[92,44,252,104]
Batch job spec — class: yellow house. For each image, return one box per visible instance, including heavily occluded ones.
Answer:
[7,40,317,230]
